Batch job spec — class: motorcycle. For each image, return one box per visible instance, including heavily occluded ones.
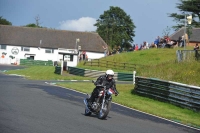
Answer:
[83,81,116,119]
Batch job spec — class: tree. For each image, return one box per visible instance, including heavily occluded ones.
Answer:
[25,23,39,28]
[162,26,171,37]
[169,0,200,30]
[0,16,12,25]
[94,6,136,50]
[24,15,44,28]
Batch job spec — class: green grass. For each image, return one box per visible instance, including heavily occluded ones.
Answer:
[4,47,200,128]
[78,48,200,86]
[5,66,94,80]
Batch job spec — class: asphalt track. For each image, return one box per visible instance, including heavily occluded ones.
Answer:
[0,64,199,133]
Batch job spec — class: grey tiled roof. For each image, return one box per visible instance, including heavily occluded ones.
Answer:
[0,25,107,53]
[170,27,200,42]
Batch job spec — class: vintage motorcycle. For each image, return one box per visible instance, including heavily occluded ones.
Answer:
[83,81,116,119]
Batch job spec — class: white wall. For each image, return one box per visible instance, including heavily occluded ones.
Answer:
[84,51,104,60]
[0,45,104,66]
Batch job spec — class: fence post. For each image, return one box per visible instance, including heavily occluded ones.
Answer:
[133,71,136,85]
[61,60,63,75]
[176,50,181,62]
[106,61,108,68]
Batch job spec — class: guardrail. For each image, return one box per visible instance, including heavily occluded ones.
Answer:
[68,66,134,81]
[20,59,53,66]
[66,67,200,111]
[134,76,200,111]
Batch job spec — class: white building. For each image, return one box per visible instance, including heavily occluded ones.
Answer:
[0,25,107,66]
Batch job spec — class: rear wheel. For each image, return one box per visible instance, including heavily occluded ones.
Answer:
[85,108,92,116]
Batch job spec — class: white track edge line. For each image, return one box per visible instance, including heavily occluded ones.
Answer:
[45,82,200,131]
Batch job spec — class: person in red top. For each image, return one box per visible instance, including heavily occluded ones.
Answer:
[134,44,139,51]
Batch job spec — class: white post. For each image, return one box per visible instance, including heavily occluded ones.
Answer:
[184,14,186,50]
[61,60,63,75]
[133,71,136,85]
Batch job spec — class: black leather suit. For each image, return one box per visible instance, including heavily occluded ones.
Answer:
[88,75,119,104]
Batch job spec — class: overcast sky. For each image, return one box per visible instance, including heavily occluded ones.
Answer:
[0,0,180,45]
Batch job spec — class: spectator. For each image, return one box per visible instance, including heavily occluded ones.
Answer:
[180,35,184,47]
[178,36,182,47]
[142,41,147,49]
[117,45,121,53]
[132,44,135,51]
[139,44,143,50]
[154,36,160,48]
[135,44,139,51]
[145,41,149,49]
[194,43,199,50]
[102,45,108,57]
[150,42,157,48]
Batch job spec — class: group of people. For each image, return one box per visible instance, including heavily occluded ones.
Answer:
[123,34,193,51]
[102,34,199,57]
[79,51,88,61]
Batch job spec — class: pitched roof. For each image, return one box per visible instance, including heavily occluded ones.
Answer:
[0,25,107,53]
[170,27,200,42]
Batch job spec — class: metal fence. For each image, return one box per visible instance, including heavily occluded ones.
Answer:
[176,50,199,62]
[134,76,200,111]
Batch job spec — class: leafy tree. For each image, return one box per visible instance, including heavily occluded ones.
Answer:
[94,6,136,50]
[169,0,200,30]
[25,23,39,28]
[0,16,12,25]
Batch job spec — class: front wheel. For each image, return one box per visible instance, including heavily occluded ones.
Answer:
[98,101,111,119]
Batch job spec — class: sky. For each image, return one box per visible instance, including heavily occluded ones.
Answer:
[0,0,180,45]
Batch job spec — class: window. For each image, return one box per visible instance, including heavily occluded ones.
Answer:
[0,44,7,50]
[21,47,30,52]
[45,49,54,53]
[70,55,73,61]
[64,55,73,61]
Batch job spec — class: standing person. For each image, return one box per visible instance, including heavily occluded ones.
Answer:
[135,44,139,51]
[178,36,182,47]
[154,36,159,48]
[86,69,119,107]
[132,44,135,51]
[102,45,108,57]
[180,35,185,47]
[194,43,199,50]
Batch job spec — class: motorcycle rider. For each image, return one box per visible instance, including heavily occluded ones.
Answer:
[87,69,119,107]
